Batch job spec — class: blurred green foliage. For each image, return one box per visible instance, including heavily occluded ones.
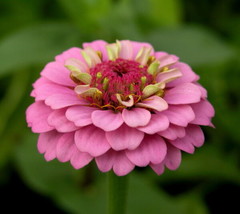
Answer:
[0,0,239,213]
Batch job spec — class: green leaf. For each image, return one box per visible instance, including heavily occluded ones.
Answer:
[156,145,240,185]
[105,0,142,40]
[0,22,81,77]
[57,0,111,35]
[131,0,182,27]
[128,175,185,214]
[148,26,235,67]
[176,193,209,214]
[0,69,30,135]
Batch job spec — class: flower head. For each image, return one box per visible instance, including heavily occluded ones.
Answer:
[26,40,215,176]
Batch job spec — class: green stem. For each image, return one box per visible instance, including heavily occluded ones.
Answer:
[108,171,129,214]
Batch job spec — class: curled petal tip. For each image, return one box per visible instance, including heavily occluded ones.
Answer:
[116,94,134,107]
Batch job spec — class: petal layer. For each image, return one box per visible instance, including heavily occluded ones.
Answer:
[70,147,93,169]
[91,110,124,131]
[26,101,53,133]
[163,105,195,127]
[56,133,76,162]
[137,113,169,134]
[136,96,168,112]
[34,83,74,101]
[126,135,167,167]
[75,126,110,157]
[164,83,201,104]
[164,144,181,170]
[191,99,215,126]
[169,135,195,154]
[167,62,199,87]
[122,108,151,127]
[41,62,75,87]
[66,106,96,127]
[48,109,78,132]
[37,130,63,161]
[106,124,144,151]
[185,125,205,147]
[96,150,134,176]
[158,124,186,140]
[45,93,87,109]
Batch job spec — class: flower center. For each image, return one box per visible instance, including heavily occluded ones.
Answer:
[89,58,153,107]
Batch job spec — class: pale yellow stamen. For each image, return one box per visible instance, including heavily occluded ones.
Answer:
[147,56,156,65]
[96,51,102,60]
[81,47,101,68]
[135,46,152,65]
[75,85,102,99]
[96,72,102,79]
[142,82,165,99]
[103,78,109,91]
[147,60,160,76]
[129,83,135,92]
[106,43,120,61]
[162,66,169,72]
[140,76,147,90]
[73,73,92,84]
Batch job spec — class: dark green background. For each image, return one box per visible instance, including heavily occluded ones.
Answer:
[0,0,239,213]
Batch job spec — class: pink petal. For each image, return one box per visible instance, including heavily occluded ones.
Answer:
[196,83,207,98]
[75,126,110,157]
[91,110,124,131]
[95,150,115,172]
[26,101,54,133]
[163,105,195,127]
[155,52,179,68]
[165,144,181,170]
[131,41,154,58]
[185,125,205,147]
[37,134,48,154]
[158,124,186,140]
[126,135,167,167]
[83,40,108,61]
[37,131,63,161]
[30,89,36,98]
[106,124,144,151]
[96,150,134,176]
[136,96,168,112]
[56,133,76,162]
[164,83,202,104]
[156,68,182,83]
[169,135,195,154]
[167,62,199,87]
[47,109,78,132]
[70,146,93,169]
[32,77,52,89]
[122,108,151,127]
[55,47,86,65]
[137,113,169,134]
[119,40,133,59]
[45,93,87,109]
[34,82,75,101]
[66,106,96,127]
[41,61,75,87]
[150,162,165,175]
[191,99,215,126]
[113,152,135,176]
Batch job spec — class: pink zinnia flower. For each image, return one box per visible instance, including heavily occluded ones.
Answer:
[26,40,214,176]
